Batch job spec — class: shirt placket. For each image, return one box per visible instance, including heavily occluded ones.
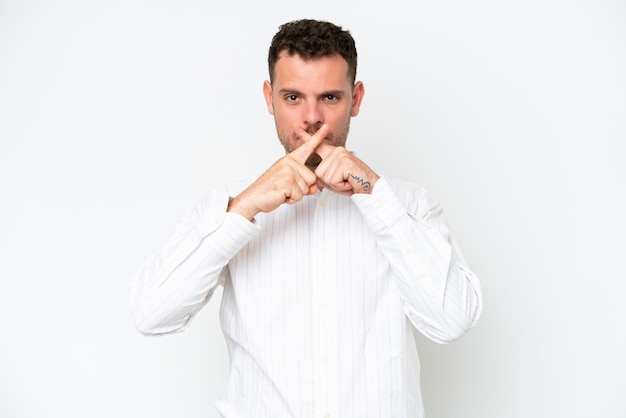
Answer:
[311,190,339,418]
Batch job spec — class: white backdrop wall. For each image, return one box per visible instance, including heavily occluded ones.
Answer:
[1,0,624,417]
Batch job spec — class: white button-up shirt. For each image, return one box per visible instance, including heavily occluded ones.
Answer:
[130,176,482,417]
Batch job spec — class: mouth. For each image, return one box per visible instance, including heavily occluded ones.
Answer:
[305,125,321,134]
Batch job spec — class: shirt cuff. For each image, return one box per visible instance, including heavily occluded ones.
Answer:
[185,189,259,259]
[351,176,407,231]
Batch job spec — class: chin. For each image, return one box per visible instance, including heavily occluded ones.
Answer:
[305,153,322,168]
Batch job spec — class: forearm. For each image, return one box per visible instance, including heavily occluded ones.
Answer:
[129,189,258,336]
[353,177,483,343]
[381,214,482,343]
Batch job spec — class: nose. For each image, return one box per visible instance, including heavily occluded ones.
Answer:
[302,101,323,129]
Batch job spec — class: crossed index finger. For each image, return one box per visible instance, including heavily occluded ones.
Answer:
[290,124,330,164]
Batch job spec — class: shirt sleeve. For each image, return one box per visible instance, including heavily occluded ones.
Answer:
[129,187,259,336]
[351,176,483,344]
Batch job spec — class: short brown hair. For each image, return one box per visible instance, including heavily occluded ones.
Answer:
[268,19,358,85]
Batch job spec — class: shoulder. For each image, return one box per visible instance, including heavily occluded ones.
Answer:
[375,176,442,217]
[376,176,432,202]
[224,176,256,197]
[192,176,257,214]
[380,176,428,194]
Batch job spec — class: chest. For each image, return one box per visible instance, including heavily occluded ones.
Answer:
[227,192,392,314]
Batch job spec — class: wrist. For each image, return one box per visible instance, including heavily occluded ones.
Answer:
[227,195,258,222]
[351,172,379,194]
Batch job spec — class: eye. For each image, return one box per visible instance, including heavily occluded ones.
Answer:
[322,94,339,102]
[285,94,299,102]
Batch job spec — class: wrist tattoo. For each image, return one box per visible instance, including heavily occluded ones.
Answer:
[350,174,371,191]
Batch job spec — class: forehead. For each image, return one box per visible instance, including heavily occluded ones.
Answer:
[273,52,352,90]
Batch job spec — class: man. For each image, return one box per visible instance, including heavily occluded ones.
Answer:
[130,19,482,417]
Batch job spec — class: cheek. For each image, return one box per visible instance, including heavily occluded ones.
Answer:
[330,105,352,121]
[327,111,351,130]
[273,107,297,126]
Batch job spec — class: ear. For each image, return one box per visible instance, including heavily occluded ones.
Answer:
[350,81,365,117]
[263,80,274,115]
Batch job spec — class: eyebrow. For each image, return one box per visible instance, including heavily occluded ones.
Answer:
[278,88,303,96]
[319,90,345,98]
[278,88,346,98]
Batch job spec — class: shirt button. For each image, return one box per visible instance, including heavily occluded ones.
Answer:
[324,414,330,418]
[319,199,326,207]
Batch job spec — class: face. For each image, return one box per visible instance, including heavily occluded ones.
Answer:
[263,52,365,167]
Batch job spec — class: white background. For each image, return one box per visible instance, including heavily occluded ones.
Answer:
[1,0,624,417]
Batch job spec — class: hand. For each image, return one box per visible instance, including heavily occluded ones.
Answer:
[228,125,330,220]
[295,126,380,196]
